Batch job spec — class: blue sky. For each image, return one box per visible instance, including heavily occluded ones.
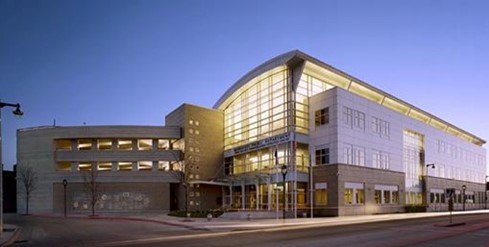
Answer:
[1,0,488,171]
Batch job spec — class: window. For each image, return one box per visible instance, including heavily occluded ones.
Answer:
[344,182,364,205]
[138,161,153,171]
[315,148,330,165]
[372,150,390,170]
[55,140,72,151]
[56,162,71,172]
[78,162,92,171]
[158,139,169,149]
[314,183,328,205]
[138,139,152,150]
[118,161,133,171]
[315,108,329,126]
[97,162,112,171]
[374,185,399,205]
[375,190,382,204]
[356,189,365,204]
[344,144,365,166]
[393,191,399,204]
[77,139,92,150]
[158,161,170,171]
[343,107,353,127]
[343,107,365,130]
[344,188,353,205]
[118,139,133,150]
[372,117,390,138]
[98,139,112,151]
[383,190,391,204]
[354,111,365,129]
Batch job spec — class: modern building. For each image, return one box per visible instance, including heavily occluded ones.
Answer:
[17,50,487,216]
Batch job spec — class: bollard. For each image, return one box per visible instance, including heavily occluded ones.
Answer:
[247,213,251,221]
[207,213,213,221]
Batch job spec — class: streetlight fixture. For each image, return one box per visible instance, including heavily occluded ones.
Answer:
[63,179,68,217]
[280,164,287,219]
[0,100,24,238]
[426,163,435,176]
[462,184,467,211]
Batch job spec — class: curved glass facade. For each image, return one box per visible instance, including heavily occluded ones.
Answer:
[223,67,288,150]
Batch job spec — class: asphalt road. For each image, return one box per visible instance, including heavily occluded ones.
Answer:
[6,213,489,247]
[102,214,489,247]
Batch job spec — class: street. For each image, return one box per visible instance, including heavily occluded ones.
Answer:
[101,214,489,247]
[6,213,489,247]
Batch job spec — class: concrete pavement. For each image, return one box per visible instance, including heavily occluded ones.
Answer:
[119,209,489,231]
[0,224,22,247]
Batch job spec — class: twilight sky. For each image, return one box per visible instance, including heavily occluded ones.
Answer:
[1,0,488,171]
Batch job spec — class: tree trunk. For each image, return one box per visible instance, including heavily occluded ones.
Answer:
[26,194,29,215]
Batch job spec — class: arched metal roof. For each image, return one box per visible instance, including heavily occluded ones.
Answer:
[213,50,486,146]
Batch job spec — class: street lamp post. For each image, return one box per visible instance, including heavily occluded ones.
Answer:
[63,179,68,217]
[0,101,23,238]
[462,184,467,211]
[424,164,435,208]
[485,176,488,210]
[280,164,287,219]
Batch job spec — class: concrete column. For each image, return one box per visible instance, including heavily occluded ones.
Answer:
[152,139,158,150]
[71,162,78,172]
[241,182,245,210]
[132,139,138,150]
[71,139,77,151]
[229,185,233,208]
[152,161,158,171]
[132,161,138,171]
[221,186,226,208]
[255,182,259,210]
[112,161,118,172]
[112,139,117,150]
[267,179,272,210]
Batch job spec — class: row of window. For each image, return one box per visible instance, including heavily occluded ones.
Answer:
[315,146,391,170]
[430,190,483,204]
[224,145,310,175]
[314,107,391,139]
[55,139,178,151]
[56,161,183,172]
[317,182,400,206]
[437,140,484,166]
[426,163,483,183]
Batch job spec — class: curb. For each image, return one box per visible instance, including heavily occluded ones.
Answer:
[0,226,22,247]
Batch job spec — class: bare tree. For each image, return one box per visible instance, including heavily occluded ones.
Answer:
[81,167,102,216]
[169,150,191,217]
[17,165,38,215]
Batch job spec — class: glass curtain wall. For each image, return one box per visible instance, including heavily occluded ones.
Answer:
[295,73,335,134]
[403,129,425,205]
[224,69,288,150]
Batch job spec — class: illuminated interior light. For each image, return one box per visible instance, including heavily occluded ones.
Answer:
[348,82,384,103]
[382,97,410,115]
[408,109,430,123]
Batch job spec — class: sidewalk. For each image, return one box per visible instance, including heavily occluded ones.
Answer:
[76,209,489,232]
[0,224,22,247]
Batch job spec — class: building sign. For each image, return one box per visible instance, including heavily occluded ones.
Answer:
[233,132,293,154]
